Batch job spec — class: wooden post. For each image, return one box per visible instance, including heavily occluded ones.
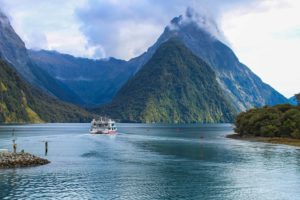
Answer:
[12,129,16,153]
[45,141,48,156]
[13,143,17,153]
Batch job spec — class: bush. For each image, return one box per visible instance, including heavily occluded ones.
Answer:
[235,104,300,138]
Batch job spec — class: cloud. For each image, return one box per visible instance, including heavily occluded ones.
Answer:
[1,0,256,59]
[75,0,180,60]
[0,0,99,57]
[75,0,257,60]
[221,0,300,97]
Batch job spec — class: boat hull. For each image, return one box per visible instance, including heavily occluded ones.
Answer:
[90,129,117,134]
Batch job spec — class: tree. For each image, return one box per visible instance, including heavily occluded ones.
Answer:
[296,93,300,105]
[234,104,300,138]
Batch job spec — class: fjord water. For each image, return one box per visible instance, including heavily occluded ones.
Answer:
[0,124,300,200]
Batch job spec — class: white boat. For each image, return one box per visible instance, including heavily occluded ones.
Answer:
[90,117,117,134]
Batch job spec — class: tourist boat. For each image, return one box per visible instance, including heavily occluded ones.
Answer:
[90,117,117,134]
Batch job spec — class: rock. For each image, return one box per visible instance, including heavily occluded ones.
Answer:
[0,152,50,169]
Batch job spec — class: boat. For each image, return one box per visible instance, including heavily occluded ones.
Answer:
[90,117,117,134]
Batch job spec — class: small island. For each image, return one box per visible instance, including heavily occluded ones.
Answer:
[0,152,50,169]
[228,94,300,147]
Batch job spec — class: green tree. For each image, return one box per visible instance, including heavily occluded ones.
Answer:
[234,104,300,138]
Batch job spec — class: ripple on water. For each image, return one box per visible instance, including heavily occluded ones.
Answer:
[1,123,300,200]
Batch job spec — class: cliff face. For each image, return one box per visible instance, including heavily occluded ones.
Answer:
[0,11,33,81]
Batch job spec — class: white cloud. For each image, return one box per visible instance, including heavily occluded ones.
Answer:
[0,0,100,58]
[74,0,255,60]
[221,0,300,97]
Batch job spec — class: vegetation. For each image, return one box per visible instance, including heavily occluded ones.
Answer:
[295,93,300,105]
[234,103,300,138]
[96,39,237,123]
[0,59,94,123]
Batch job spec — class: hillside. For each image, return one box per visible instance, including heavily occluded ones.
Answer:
[0,59,93,123]
[29,50,132,106]
[0,10,83,105]
[130,10,288,111]
[289,95,298,105]
[95,40,237,123]
[234,104,300,138]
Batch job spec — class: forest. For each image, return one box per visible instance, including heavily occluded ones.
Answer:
[235,95,300,138]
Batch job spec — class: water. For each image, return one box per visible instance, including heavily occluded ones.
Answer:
[0,123,300,200]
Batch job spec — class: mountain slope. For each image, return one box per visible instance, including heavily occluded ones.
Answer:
[29,50,135,106]
[0,10,83,105]
[128,10,288,111]
[0,59,93,123]
[0,11,34,80]
[95,40,237,123]
[289,96,298,105]
[289,93,300,105]
[27,9,288,110]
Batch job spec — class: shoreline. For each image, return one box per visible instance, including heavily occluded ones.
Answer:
[227,134,300,148]
[0,152,50,169]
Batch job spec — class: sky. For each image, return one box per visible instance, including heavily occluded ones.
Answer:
[0,0,299,97]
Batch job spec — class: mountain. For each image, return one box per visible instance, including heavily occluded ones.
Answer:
[289,96,297,105]
[289,96,298,105]
[28,50,135,106]
[0,10,83,105]
[0,59,92,123]
[128,9,288,111]
[28,9,288,110]
[0,11,33,80]
[95,39,237,123]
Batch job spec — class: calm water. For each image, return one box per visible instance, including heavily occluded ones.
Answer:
[0,123,300,200]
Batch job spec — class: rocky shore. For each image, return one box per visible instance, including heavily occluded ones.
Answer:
[0,152,50,169]
[227,134,300,148]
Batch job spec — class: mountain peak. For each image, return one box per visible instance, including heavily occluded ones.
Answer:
[168,7,227,45]
[97,39,237,123]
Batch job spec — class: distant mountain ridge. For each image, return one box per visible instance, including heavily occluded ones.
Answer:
[28,50,134,106]
[96,39,237,123]
[289,96,298,105]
